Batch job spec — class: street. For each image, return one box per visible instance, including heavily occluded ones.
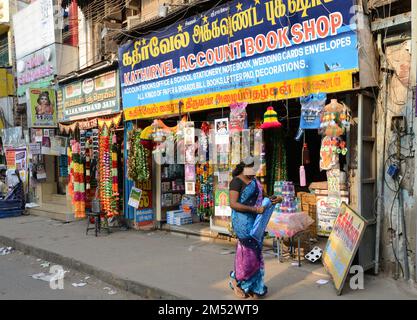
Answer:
[0,249,142,300]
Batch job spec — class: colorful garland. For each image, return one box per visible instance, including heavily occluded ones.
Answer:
[99,126,113,217]
[72,142,86,218]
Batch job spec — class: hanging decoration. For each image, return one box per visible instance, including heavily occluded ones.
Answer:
[98,113,122,130]
[127,129,150,183]
[99,125,113,217]
[229,102,247,132]
[72,141,86,218]
[59,122,77,134]
[261,106,282,129]
[110,133,120,216]
[196,163,214,218]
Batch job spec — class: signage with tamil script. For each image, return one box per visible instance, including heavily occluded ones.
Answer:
[119,0,359,120]
[57,70,120,122]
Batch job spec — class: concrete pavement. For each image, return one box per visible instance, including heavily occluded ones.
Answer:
[1,215,417,300]
[0,250,142,299]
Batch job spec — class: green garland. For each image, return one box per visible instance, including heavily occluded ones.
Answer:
[127,129,150,183]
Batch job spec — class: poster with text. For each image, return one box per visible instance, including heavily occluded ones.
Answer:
[27,88,57,128]
[322,203,367,295]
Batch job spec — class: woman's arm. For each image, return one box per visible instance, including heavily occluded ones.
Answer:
[229,190,264,214]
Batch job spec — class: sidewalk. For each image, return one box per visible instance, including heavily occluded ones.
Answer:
[1,215,417,300]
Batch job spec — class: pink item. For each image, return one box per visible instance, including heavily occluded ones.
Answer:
[299,166,306,187]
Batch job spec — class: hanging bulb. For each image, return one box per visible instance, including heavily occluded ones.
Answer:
[299,165,306,187]
[302,143,310,165]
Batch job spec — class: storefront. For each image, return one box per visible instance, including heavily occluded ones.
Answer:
[55,67,124,221]
[118,0,375,268]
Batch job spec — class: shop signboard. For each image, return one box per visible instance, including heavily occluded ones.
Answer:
[58,70,120,122]
[17,45,57,97]
[322,203,367,295]
[26,88,57,128]
[12,0,55,60]
[119,0,359,120]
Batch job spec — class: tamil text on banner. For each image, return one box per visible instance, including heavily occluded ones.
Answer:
[322,203,367,295]
[119,0,359,120]
[57,70,120,122]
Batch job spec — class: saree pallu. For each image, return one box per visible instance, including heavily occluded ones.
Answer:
[230,179,268,296]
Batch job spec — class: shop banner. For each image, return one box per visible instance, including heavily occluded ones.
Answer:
[26,88,57,128]
[57,70,120,122]
[119,0,359,120]
[134,179,154,228]
[322,203,367,295]
[128,187,142,209]
[17,44,57,97]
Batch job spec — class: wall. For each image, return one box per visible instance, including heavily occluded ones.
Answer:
[376,40,416,280]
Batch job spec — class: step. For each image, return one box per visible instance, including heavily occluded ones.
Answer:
[28,203,75,222]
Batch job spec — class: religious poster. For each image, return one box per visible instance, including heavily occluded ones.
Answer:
[27,88,57,128]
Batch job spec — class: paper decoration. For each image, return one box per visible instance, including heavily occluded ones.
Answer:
[214,118,229,145]
[97,113,122,130]
[78,118,98,130]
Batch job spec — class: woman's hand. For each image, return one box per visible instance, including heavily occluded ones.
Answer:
[270,196,283,205]
[256,206,265,214]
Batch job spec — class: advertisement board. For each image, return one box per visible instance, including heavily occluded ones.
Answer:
[12,0,55,60]
[17,45,57,97]
[57,70,120,121]
[26,88,57,128]
[119,0,359,120]
[322,203,367,295]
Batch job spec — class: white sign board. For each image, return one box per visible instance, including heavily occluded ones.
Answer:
[12,0,56,60]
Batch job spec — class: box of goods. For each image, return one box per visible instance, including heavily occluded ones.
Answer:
[174,214,193,226]
[172,193,182,206]
[162,193,173,207]
[166,209,183,224]
[297,192,318,238]
[162,182,171,193]
[172,179,185,191]
[309,181,348,195]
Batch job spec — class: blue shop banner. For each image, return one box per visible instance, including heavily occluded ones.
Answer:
[119,0,359,120]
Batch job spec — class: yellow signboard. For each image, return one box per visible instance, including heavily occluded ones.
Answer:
[124,69,355,120]
[322,203,367,295]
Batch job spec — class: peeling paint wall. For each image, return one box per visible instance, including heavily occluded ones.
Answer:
[376,40,416,279]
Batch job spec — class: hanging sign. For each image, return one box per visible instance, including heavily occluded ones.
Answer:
[128,187,143,209]
[119,0,359,120]
[317,195,349,236]
[322,203,367,295]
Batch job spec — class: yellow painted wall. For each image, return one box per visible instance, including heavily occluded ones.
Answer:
[0,68,14,97]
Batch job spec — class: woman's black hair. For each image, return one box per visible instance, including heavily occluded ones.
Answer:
[232,161,254,177]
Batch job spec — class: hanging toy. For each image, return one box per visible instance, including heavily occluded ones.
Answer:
[261,107,282,129]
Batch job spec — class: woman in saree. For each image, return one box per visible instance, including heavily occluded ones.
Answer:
[229,161,281,298]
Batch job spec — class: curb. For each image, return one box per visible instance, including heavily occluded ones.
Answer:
[0,235,187,300]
